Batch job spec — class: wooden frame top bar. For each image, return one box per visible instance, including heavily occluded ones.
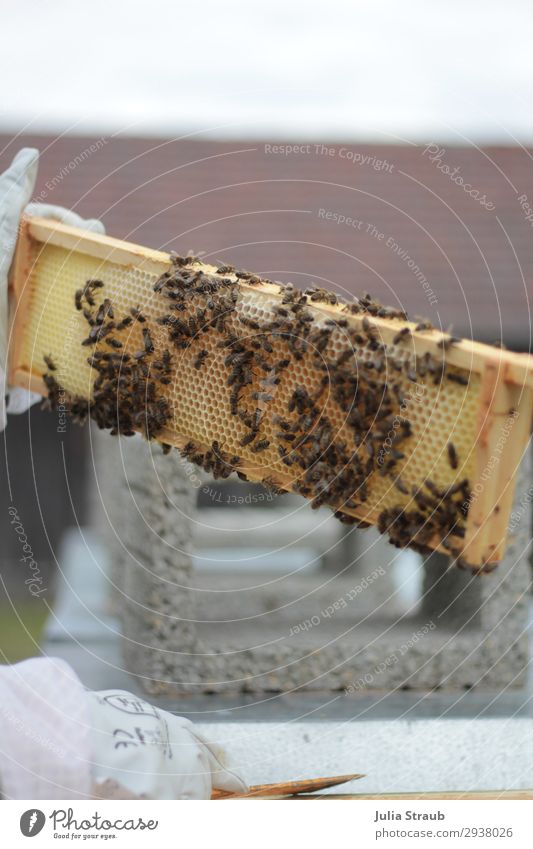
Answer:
[24,216,533,390]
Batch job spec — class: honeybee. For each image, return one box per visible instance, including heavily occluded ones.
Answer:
[447,442,459,469]
[194,350,209,369]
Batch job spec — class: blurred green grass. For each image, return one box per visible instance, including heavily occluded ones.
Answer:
[0,602,49,663]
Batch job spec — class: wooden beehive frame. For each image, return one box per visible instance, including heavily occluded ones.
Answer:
[8,216,533,568]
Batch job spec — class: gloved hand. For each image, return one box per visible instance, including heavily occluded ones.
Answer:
[0,657,247,800]
[87,689,248,800]
[0,147,105,429]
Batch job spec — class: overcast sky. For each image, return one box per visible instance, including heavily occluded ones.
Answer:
[1,0,532,142]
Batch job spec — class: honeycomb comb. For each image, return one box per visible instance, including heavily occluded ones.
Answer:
[8,216,533,570]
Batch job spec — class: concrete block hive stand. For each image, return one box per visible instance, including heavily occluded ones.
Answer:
[96,434,533,696]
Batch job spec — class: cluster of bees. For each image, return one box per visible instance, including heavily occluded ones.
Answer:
[150,261,421,517]
[41,255,473,563]
[44,278,172,442]
[42,356,91,425]
[378,477,470,560]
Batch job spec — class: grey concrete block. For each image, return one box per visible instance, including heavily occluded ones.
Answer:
[111,438,532,695]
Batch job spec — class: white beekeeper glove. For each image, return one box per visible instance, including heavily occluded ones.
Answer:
[0,147,105,429]
[87,689,247,800]
[0,657,247,800]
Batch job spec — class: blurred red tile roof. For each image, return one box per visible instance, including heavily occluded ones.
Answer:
[2,134,532,348]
